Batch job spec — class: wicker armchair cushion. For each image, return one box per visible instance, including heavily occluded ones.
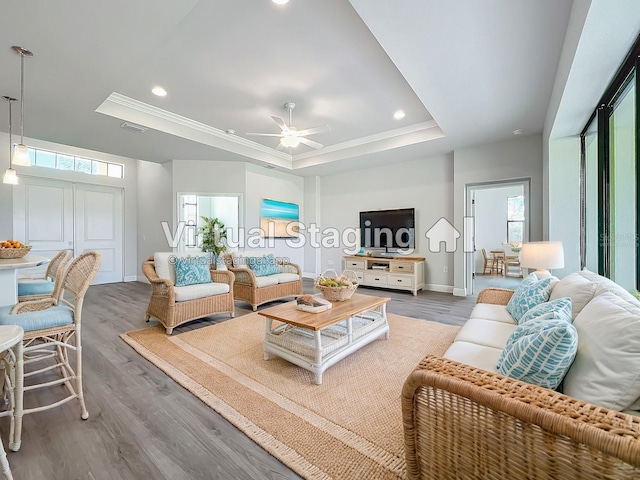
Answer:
[17,279,55,296]
[174,256,213,287]
[498,317,578,390]
[154,252,212,285]
[246,254,280,277]
[173,283,230,302]
[271,273,300,284]
[564,290,640,410]
[254,276,279,288]
[506,273,553,323]
[0,304,73,332]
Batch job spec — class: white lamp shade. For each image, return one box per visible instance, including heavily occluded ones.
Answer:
[520,241,564,270]
[12,144,30,166]
[280,136,300,148]
[2,168,18,185]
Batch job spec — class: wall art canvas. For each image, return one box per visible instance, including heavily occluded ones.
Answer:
[260,199,300,238]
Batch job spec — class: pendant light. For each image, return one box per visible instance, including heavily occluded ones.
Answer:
[2,96,18,185]
[12,46,33,167]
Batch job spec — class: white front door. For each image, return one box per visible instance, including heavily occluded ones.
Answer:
[14,178,124,284]
[74,184,124,284]
[13,178,74,278]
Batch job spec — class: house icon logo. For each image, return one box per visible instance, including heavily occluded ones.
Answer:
[425,217,461,253]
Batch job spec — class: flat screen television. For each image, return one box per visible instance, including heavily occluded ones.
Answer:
[360,208,415,252]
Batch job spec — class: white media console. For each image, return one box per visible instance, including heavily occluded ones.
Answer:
[343,255,425,296]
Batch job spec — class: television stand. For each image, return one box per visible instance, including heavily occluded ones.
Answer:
[343,255,425,296]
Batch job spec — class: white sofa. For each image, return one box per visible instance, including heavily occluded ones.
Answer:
[443,269,640,414]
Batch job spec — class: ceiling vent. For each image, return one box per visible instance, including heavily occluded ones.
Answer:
[120,121,147,133]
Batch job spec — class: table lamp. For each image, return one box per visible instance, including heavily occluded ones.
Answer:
[519,241,564,278]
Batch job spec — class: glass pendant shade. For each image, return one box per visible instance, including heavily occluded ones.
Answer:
[2,168,18,185]
[280,136,300,148]
[13,144,30,166]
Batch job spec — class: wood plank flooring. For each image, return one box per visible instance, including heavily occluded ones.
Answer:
[5,280,478,480]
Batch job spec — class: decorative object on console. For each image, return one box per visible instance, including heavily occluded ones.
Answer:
[519,241,564,278]
[260,199,299,238]
[12,46,33,167]
[2,96,18,185]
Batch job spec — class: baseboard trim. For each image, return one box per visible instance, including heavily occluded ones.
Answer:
[453,287,467,297]
[124,275,137,282]
[302,271,317,279]
[424,284,454,294]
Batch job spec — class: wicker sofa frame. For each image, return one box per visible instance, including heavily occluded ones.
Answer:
[142,256,235,334]
[223,254,302,311]
[402,288,640,480]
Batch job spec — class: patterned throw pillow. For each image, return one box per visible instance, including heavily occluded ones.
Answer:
[497,317,578,390]
[174,256,212,287]
[247,254,280,277]
[506,273,554,323]
[519,297,572,324]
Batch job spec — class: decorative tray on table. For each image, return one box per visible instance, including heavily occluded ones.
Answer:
[296,295,333,313]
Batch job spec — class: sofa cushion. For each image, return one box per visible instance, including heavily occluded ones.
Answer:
[453,318,517,350]
[506,273,553,323]
[174,256,212,287]
[443,341,502,374]
[254,276,279,288]
[469,303,516,324]
[497,317,578,390]
[563,290,640,410]
[578,268,640,306]
[549,272,598,320]
[519,297,572,324]
[271,273,300,284]
[174,283,230,302]
[247,254,280,277]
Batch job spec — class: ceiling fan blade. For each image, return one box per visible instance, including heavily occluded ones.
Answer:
[294,124,331,136]
[271,116,289,132]
[246,132,285,137]
[298,137,324,150]
[275,143,289,152]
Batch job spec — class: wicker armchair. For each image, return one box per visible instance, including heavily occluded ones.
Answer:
[142,256,235,334]
[223,253,302,311]
[402,288,640,480]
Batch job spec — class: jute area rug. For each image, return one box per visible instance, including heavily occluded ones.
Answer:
[121,313,459,480]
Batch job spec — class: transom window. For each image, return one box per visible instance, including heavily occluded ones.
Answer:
[25,147,124,179]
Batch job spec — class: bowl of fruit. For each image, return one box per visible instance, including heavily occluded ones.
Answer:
[0,240,32,259]
[314,269,359,302]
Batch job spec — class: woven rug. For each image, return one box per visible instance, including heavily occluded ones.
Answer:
[121,312,459,480]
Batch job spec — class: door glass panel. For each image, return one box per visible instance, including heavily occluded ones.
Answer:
[609,80,636,289]
[584,117,599,272]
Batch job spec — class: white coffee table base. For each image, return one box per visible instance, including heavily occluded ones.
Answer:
[263,304,388,385]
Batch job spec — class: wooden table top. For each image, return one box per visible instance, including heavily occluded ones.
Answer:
[258,293,390,331]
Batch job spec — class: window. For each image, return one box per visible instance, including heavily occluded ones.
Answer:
[507,195,524,243]
[580,32,640,288]
[25,147,124,179]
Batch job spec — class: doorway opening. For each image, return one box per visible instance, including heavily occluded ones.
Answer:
[466,179,530,294]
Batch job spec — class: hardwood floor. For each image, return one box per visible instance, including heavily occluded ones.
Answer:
[5,280,477,480]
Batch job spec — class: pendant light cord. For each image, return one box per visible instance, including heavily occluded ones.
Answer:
[19,52,24,144]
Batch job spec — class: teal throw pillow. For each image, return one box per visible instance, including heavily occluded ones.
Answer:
[519,297,572,324]
[174,256,212,287]
[497,317,578,390]
[247,254,280,277]
[506,273,553,323]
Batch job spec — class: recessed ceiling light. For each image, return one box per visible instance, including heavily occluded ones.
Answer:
[393,110,405,120]
[152,86,167,97]
[272,0,289,4]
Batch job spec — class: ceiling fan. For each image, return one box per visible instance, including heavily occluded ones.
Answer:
[246,102,330,150]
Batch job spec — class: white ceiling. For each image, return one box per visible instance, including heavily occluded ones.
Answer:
[0,0,574,176]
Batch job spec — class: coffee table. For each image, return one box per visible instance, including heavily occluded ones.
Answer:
[259,293,390,385]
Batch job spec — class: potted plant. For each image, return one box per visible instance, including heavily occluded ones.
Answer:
[199,216,227,268]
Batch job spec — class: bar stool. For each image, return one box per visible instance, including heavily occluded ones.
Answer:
[0,325,24,480]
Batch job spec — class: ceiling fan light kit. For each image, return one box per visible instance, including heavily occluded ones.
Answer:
[246,101,330,151]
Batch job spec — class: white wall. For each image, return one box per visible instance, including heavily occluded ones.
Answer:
[136,160,173,277]
[319,153,455,290]
[453,134,543,294]
[0,135,139,280]
[245,163,305,268]
[474,185,523,273]
[303,176,321,278]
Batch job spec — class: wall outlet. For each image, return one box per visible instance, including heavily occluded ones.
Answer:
[443,266,449,273]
